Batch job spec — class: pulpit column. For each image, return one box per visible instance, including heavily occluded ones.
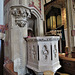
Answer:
[66,0,74,57]
[10,6,31,75]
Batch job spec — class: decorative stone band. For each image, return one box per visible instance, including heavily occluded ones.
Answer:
[11,5,31,27]
[26,36,60,42]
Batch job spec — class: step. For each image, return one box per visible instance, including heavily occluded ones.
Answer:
[57,72,70,75]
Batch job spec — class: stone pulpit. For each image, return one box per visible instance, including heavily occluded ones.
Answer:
[26,36,61,74]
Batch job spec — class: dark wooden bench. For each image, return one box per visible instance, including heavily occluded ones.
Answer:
[59,54,75,75]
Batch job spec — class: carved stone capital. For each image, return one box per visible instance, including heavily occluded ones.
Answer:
[11,6,31,18]
[11,6,31,27]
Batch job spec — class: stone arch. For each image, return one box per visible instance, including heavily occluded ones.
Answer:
[28,7,42,36]
[45,5,62,15]
[30,7,42,19]
[27,14,37,37]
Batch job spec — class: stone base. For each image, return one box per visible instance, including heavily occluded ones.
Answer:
[26,67,43,75]
[27,61,61,73]
[44,71,54,75]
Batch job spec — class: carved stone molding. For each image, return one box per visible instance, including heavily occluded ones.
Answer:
[11,6,31,27]
[11,6,31,18]
[27,36,60,42]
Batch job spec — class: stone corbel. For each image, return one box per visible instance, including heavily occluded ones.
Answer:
[11,6,31,18]
[11,6,31,27]
[15,20,27,27]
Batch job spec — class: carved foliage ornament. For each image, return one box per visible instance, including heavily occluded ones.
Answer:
[11,7,31,18]
[11,6,31,27]
[31,45,36,59]
[42,45,49,60]
[53,44,57,58]
[15,20,26,27]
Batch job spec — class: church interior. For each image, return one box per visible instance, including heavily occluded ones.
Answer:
[0,0,75,75]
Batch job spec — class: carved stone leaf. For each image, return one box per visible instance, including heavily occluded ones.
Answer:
[15,20,26,27]
[11,6,31,27]
[11,6,31,18]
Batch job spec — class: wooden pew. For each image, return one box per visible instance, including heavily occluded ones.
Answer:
[59,54,75,75]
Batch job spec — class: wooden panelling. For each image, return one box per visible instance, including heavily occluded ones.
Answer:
[59,54,75,75]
